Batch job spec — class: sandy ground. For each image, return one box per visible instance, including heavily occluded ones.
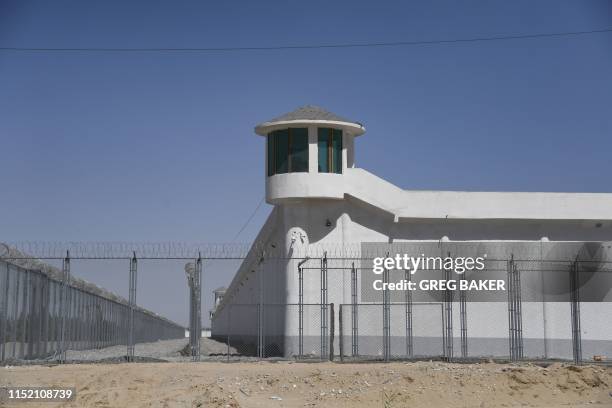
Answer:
[1,361,611,408]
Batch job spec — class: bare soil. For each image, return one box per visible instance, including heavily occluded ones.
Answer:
[1,361,611,407]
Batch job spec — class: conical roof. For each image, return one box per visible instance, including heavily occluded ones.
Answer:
[255,105,365,136]
[265,105,359,124]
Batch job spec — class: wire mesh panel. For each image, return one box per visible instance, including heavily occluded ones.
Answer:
[0,259,184,363]
[215,304,259,359]
[517,256,575,361]
[209,303,330,360]
[580,301,612,362]
[399,303,445,358]
[514,259,548,360]
[262,304,285,358]
[0,263,11,360]
[578,253,612,362]
[294,304,328,360]
[339,304,384,360]
[339,303,444,361]
[15,267,25,359]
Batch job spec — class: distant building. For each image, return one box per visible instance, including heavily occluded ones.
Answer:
[209,286,226,320]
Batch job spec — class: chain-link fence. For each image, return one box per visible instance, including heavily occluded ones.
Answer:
[210,240,611,364]
[0,259,184,362]
[211,303,330,360]
[338,303,444,361]
[2,240,611,364]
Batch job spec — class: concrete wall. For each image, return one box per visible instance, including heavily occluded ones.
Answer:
[215,116,612,359]
[212,198,612,359]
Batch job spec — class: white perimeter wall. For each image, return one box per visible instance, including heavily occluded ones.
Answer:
[212,199,612,358]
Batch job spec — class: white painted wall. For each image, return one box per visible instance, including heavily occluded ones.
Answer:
[212,198,612,358]
[212,117,612,359]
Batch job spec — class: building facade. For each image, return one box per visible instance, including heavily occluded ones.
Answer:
[212,106,612,360]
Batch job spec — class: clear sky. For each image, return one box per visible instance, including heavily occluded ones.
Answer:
[1,0,611,325]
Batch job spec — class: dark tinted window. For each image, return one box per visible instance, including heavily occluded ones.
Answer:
[275,129,289,174]
[318,128,342,173]
[290,128,309,172]
[267,134,274,176]
[267,128,309,176]
[317,128,329,173]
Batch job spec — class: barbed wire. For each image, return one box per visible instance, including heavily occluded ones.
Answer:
[1,240,611,265]
[2,241,253,259]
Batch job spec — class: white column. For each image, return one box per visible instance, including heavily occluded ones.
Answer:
[308,125,318,173]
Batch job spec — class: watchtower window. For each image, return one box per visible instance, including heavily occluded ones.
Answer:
[318,128,342,174]
[267,128,308,176]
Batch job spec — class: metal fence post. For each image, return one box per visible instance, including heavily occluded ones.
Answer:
[227,305,231,362]
[320,253,328,360]
[187,263,194,357]
[30,272,38,358]
[127,252,137,362]
[68,283,74,353]
[59,251,70,363]
[52,281,58,354]
[516,261,523,360]
[329,303,335,361]
[12,267,21,359]
[382,253,390,362]
[338,304,343,362]
[443,251,453,361]
[26,271,34,359]
[569,256,582,365]
[192,254,202,361]
[507,257,514,361]
[73,289,78,351]
[297,262,304,359]
[507,255,523,362]
[258,254,265,358]
[110,300,114,348]
[186,254,202,361]
[42,275,49,357]
[94,297,98,349]
[459,272,468,359]
[351,262,358,357]
[405,269,413,358]
[1,262,10,361]
[22,268,30,359]
[102,298,107,348]
[88,294,93,349]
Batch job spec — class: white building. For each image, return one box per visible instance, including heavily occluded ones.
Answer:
[212,106,612,360]
[209,286,226,320]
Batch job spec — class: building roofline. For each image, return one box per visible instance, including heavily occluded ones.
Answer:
[255,119,365,136]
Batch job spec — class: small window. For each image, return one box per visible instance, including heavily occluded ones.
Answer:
[318,128,342,173]
[290,128,309,172]
[267,128,309,176]
[275,129,289,174]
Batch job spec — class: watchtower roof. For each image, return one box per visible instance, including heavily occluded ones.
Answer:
[255,105,366,136]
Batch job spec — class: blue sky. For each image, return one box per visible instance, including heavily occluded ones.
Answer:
[1,0,611,324]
